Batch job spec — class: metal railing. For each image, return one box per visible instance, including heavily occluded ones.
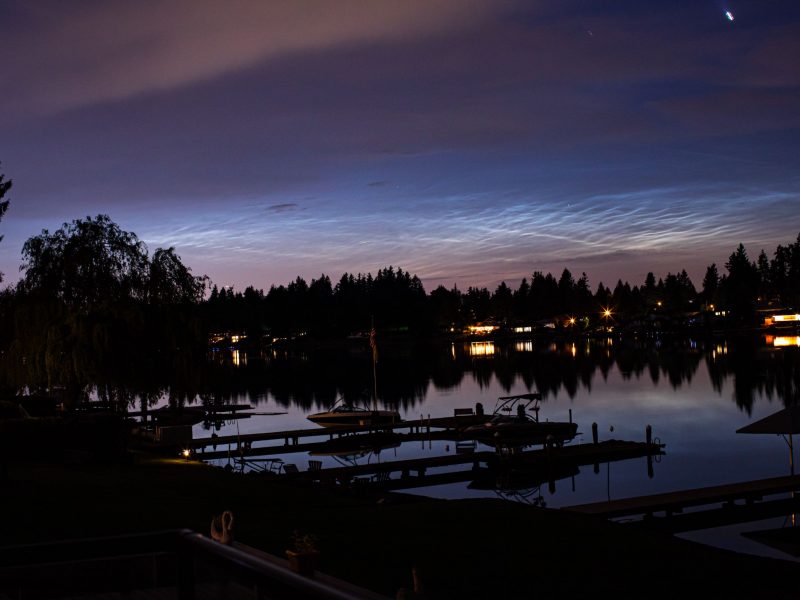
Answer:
[0,529,382,599]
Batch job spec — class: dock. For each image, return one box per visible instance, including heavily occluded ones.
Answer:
[172,410,664,495]
[274,440,663,491]
[127,404,255,418]
[186,414,488,451]
[563,474,800,520]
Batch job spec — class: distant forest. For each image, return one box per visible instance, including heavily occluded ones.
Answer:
[205,235,800,340]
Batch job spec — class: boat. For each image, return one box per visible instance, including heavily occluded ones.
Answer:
[308,324,401,428]
[307,398,401,428]
[461,392,577,446]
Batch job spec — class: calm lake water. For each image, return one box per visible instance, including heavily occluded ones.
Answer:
[184,333,800,561]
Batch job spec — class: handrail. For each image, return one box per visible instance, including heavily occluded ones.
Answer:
[0,529,384,600]
[177,531,379,600]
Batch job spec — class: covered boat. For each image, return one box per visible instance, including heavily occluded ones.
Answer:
[462,392,577,446]
[307,398,400,428]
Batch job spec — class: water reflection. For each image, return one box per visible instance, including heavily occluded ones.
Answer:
[468,463,580,507]
[768,336,800,348]
[19,335,797,421]
[469,341,495,357]
[198,336,798,417]
[231,349,247,367]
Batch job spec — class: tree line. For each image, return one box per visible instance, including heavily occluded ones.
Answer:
[206,236,800,340]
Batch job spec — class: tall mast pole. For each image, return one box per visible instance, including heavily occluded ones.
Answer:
[370,316,378,410]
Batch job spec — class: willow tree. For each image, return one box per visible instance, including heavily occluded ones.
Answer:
[9,215,207,406]
[20,215,149,310]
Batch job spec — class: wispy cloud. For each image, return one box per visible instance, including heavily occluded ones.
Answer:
[265,203,299,213]
[124,181,800,290]
[0,0,506,120]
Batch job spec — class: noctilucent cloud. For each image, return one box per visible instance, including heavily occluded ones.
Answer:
[1,0,799,292]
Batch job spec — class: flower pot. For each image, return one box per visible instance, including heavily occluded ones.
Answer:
[286,550,319,575]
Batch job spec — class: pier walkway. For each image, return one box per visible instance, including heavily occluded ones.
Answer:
[563,474,800,519]
[277,440,663,490]
[186,415,487,450]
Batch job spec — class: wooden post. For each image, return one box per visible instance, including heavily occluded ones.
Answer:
[592,422,598,444]
[646,424,652,445]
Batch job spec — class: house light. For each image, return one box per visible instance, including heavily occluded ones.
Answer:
[468,325,498,334]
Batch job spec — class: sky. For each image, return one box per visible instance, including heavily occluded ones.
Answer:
[1,0,799,293]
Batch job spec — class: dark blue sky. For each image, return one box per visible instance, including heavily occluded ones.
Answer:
[2,0,799,292]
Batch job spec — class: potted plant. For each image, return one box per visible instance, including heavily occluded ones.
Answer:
[286,530,320,575]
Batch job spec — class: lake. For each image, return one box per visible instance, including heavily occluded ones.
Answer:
[182,333,800,560]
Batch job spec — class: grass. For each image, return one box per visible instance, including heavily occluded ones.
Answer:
[3,455,799,599]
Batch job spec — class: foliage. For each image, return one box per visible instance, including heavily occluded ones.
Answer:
[3,215,207,404]
[0,165,11,282]
[148,247,208,304]
[720,244,759,322]
[20,215,206,311]
[291,530,320,553]
[21,215,148,310]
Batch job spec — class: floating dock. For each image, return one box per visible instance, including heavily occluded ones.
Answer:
[269,439,663,491]
[563,474,800,522]
[186,414,488,451]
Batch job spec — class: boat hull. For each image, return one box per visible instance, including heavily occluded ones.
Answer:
[307,410,400,428]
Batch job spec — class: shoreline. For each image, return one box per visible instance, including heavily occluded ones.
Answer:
[4,456,799,598]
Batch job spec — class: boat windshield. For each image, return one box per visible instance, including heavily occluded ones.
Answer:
[491,393,541,420]
[331,405,367,413]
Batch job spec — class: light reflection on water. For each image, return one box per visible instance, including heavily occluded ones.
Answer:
[189,335,800,560]
[468,341,495,356]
